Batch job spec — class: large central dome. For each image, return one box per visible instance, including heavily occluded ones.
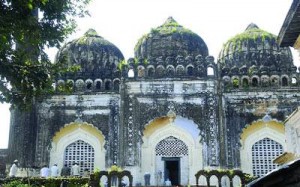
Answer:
[134,17,209,60]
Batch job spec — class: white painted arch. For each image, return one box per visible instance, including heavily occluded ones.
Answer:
[240,121,286,175]
[49,122,106,173]
[141,116,202,186]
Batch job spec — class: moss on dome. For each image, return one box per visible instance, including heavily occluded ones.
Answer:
[55,28,124,79]
[74,29,112,46]
[134,17,208,60]
[150,17,196,35]
[222,24,275,55]
[134,17,198,52]
[85,28,98,37]
[218,23,293,69]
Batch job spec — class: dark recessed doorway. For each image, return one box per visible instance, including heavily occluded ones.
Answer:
[164,157,180,185]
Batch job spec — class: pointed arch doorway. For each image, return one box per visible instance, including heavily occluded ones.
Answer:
[141,116,203,186]
[155,136,188,185]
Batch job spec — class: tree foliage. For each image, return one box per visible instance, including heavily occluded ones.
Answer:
[0,0,90,109]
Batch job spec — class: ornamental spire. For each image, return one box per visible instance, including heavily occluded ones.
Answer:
[245,23,259,31]
[84,28,98,37]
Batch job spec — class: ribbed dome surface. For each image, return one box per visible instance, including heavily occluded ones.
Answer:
[134,17,208,61]
[218,23,293,69]
[56,29,124,79]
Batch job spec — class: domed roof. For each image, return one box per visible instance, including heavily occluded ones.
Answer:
[134,17,208,61]
[55,29,124,79]
[218,23,293,69]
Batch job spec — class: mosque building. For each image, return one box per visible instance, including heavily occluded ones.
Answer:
[5,14,300,185]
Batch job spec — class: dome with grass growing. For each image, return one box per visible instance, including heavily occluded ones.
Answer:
[134,17,208,61]
[55,29,124,79]
[218,23,293,69]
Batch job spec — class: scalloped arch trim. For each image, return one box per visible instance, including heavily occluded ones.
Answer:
[240,120,284,144]
[52,122,105,145]
[143,116,170,138]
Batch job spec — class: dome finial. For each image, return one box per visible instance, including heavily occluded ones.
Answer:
[163,16,178,25]
[134,16,208,60]
[84,28,98,37]
[245,23,259,31]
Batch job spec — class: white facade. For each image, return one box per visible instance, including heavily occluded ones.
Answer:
[285,107,300,156]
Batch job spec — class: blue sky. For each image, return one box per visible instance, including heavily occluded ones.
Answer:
[0,0,298,148]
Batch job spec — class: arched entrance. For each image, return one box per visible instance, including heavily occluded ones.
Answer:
[155,136,188,185]
[50,122,106,172]
[141,116,202,186]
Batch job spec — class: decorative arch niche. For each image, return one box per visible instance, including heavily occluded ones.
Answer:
[141,115,202,186]
[49,122,106,172]
[240,119,285,176]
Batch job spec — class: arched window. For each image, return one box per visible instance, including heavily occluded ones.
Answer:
[156,65,165,77]
[166,66,175,77]
[271,77,279,86]
[128,69,134,78]
[95,81,102,90]
[57,80,65,92]
[207,67,214,76]
[75,79,85,91]
[105,81,111,90]
[187,66,194,76]
[147,67,155,77]
[223,77,230,88]
[232,78,239,88]
[292,77,297,85]
[66,80,74,91]
[113,80,120,91]
[176,65,185,76]
[251,138,283,177]
[86,81,93,90]
[64,140,95,174]
[242,78,249,88]
[252,77,258,87]
[282,77,288,87]
[137,66,145,78]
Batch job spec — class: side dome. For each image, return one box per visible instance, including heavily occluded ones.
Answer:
[55,29,124,79]
[218,23,293,72]
[134,17,209,61]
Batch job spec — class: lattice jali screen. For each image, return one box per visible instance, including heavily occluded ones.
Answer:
[155,136,188,156]
[64,140,95,174]
[251,137,283,177]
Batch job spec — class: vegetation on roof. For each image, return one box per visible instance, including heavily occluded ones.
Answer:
[84,28,98,37]
[74,35,111,46]
[222,28,276,55]
[118,58,150,70]
[117,59,128,70]
[134,19,198,52]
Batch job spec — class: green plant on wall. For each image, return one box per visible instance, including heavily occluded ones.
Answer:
[134,58,138,66]
[232,78,239,88]
[118,60,127,70]
[144,59,149,65]
[242,79,249,89]
[134,33,149,52]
